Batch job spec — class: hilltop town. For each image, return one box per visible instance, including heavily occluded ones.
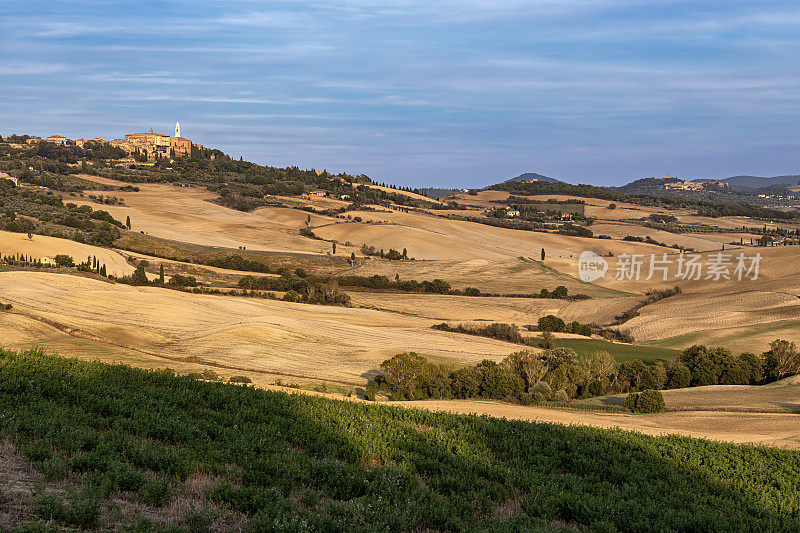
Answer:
[10,122,203,163]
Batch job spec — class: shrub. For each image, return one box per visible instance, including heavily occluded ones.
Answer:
[379,352,451,400]
[530,381,552,402]
[551,285,568,299]
[623,391,638,411]
[565,320,592,336]
[625,389,665,413]
[229,375,252,384]
[636,389,665,413]
[450,366,483,398]
[54,254,74,267]
[537,315,565,332]
[169,273,198,287]
[666,362,691,389]
[477,360,524,400]
[552,389,569,403]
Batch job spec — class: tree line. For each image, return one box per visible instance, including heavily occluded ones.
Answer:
[367,340,799,406]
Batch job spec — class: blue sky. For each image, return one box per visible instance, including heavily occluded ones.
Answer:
[1,1,799,187]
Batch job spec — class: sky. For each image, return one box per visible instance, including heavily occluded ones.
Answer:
[1,1,799,188]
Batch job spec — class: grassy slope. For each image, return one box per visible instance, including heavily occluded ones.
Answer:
[557,338,681,363]
[0,349,799,532]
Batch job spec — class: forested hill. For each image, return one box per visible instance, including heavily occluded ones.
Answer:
[0,134,439,212]
[503,172,564,184]
[717,175,800,189]
[489,178,800,221]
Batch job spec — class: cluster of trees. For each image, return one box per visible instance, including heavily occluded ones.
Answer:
[76,255,108,277]
[368,340,799,406]
[624,389,665,413]
[360,245,408,260]
[368,348,619,404]
[537,285,589,300]
[432,323,523,343]
[557,222,594,238]
[669,342,799,386]
[239,272,452,295]
[613,286,681,325]
[281,281,351,307]
[536,315,593,336]
[621,234,681,249]
[0,183,123,245]
[237,270,351,306]
[116,260,197,289]
[1,251,51,268]
[432,320,594,344]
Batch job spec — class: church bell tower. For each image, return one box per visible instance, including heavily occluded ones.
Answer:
[175,121,181,137]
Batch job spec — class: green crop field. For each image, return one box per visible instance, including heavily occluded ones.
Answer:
[0,348,798,532]
[557,338,681,363]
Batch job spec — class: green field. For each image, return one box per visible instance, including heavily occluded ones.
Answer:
[557,338,681,363]
[1,348,798,532]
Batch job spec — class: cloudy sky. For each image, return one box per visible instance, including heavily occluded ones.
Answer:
[1,1,799,187]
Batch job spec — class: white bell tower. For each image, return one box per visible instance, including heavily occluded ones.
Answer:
[174,121,181,137]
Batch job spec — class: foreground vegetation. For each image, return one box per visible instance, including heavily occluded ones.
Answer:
[0,349,799,531]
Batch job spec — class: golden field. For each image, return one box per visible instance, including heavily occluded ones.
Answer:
[2,174,798,448]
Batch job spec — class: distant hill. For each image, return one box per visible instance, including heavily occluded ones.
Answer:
[418,187,463,199]
[707,175,800,189]
[617,177,680,194]
[503,172,564,184]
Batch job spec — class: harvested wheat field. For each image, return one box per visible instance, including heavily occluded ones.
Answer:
[0,271,522,387]
[0,230,134,276]
[69,176,356,255]
[349,291,639,326]
[314,207,671,262]
[594,375,800,413]
[400,398,800,449]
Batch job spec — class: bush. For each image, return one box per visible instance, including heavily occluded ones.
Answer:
[565,320,592,337]
[229,375,252,384]
[552,390,569,403]
[623,391,638,411]
[450,365,483,399]
[625,389,665,413]
[530,381,552,402]
[537,315,565,332]
[54,254,74,267]
[169,273,198,287]
[477,360,524,400]
[551,285,568,299]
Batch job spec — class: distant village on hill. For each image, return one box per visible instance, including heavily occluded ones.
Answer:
[11,122,203,163]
